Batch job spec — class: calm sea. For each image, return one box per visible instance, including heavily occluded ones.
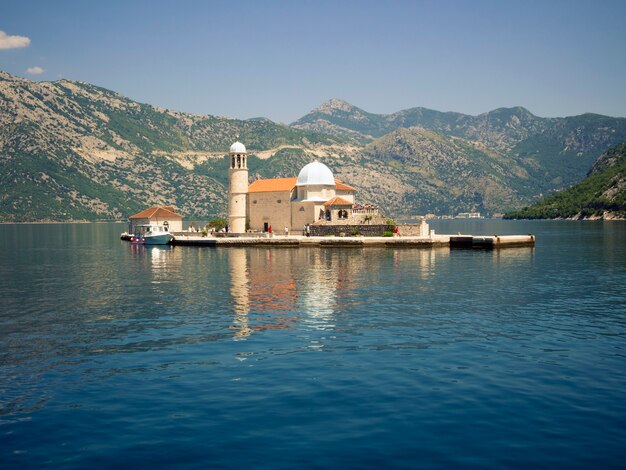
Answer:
[1,220,625,468]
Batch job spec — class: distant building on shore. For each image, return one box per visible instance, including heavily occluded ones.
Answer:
[456,212,482,219]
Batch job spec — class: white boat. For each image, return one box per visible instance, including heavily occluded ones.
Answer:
[131,224,173,245]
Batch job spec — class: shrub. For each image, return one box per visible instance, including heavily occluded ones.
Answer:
[208,218,227,231]
[383,231,394,237]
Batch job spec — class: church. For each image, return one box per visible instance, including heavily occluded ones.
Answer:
[227,141,360,233]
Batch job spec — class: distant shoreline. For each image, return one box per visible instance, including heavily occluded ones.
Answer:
[0,220,126,225]
[1,217,625,224]
[505,212,626,221]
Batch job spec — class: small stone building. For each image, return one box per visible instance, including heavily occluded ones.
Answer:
[323,197,354,222]
[128,206,183,233]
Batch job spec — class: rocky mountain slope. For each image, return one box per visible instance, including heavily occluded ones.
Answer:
[2,71,626,221]
[360,127,531,214]
[505,141,626,220]
[0,72,343,221]
[292,99,626,195]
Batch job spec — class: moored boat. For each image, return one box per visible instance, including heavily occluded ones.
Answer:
[130,224,173,245]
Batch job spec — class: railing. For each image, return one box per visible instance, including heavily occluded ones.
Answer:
[352,208,379,215]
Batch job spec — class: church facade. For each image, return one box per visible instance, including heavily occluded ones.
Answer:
[227,141,357,233]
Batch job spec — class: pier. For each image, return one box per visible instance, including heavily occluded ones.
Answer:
[148,233,535,249]
[449,234,536,249]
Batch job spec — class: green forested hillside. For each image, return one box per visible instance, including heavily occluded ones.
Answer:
[505,141,626,219]
[0,72,342,221]
[2,71,626,221]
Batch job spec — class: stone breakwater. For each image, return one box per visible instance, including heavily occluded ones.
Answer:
[164,234,535,249]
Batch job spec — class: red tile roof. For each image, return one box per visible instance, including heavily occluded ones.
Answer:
[248,177,356,193]
[248,177,298,193]
[129,206,182,219]
[323,196,353,207]
[335,180,357,191]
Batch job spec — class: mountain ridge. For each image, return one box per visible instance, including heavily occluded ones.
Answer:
[0,72,345,221]
[3,71,626,221]
[292,98,626,195]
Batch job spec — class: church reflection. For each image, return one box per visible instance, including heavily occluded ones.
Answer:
[228,248,301,339]
[225,246,533,340]
[229,248,252,340]
[226,248,381,339]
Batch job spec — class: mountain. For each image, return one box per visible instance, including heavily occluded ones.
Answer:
[3,71,626,222]
[504,141,626,220]
[0,72,342,221]
[292,98,472,144]
[292,99,626,195]
[358,127,532,215]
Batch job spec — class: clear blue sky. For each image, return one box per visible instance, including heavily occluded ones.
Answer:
[2,0,625,123]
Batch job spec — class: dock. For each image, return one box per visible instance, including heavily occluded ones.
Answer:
[449,234,536,249]
[133,233,536,249]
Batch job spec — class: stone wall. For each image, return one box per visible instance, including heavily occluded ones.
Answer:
[247,189,292,232]
[397,220,432,238]
[309,224,395,237]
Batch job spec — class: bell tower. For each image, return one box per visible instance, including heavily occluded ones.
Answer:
[228,140,248,233]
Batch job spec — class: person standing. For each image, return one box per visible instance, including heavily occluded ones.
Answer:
[284,226,289,237]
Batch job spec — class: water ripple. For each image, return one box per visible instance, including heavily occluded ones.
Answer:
[1,221,625,468]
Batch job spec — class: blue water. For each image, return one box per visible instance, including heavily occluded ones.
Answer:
[1,220,625,468]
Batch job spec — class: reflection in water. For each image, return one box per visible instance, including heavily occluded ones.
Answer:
[393,247,443,280]
[229,249,251,340]
[492,246,535,266]
[228,249,300,339]
[149,245,175,285]
[122,245,538,344]
[2,222,625,468]
[248,250,299,315]
[300,250,340,330]
[224,245,536,340]
[129,244,182,291]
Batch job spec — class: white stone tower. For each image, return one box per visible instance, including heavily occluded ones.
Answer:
[228,141,248,233]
